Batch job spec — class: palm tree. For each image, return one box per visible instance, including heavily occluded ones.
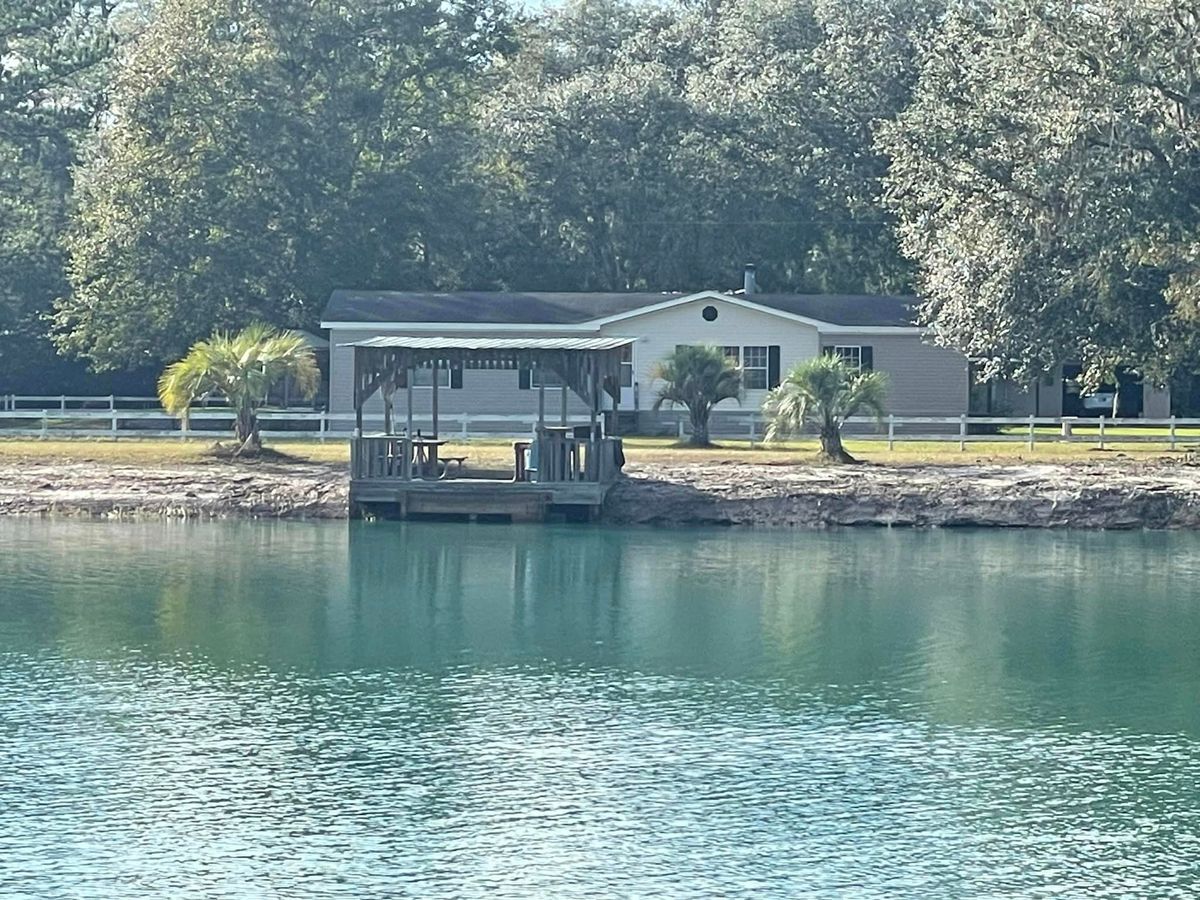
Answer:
[651,344,743,446]
[762,354,888,463]
[158,324,320,454]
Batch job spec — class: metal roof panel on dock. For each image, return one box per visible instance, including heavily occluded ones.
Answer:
[341,336,635,351]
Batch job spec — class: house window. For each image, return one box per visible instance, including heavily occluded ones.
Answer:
[831,345,873,373]
[620,344,633,388]
[530,367,564,389]
[412,365,450,388]
[722,346,740,365]
[743,345,768,389]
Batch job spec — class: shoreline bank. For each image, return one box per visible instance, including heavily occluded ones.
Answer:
[3,458,1200,528]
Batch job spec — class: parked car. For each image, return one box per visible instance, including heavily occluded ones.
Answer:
[1081,390,1117,412]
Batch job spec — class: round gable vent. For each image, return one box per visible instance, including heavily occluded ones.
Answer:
[702,305,719,322]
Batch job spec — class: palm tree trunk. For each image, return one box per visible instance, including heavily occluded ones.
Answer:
[233,406,261,456]
[689,408,711,447]
[819,423,857,463]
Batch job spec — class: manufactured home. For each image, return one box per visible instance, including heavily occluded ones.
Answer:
[321,268,971,433]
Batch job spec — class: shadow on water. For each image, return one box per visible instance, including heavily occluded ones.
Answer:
[3,519,1200,734]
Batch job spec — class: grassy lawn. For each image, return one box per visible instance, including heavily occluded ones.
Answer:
[0,434,1191,467]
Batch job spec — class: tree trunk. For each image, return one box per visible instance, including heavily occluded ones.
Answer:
[233,407,261,456]
[819,423,857,463]
[689,407,711,447]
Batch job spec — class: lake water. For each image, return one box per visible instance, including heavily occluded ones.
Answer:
[2,520,1200,898]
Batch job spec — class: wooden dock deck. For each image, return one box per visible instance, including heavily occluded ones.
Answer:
[351,477,611,521]
[349,434,622,522]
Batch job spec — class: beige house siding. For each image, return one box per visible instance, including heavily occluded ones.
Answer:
[325,298,974,427]
[327,327,590,425]
[820,333,969,416]
[599,295,820,413]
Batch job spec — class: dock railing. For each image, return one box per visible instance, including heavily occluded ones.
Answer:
[350,433,625,483]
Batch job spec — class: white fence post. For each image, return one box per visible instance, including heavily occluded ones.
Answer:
[59,395,66,412]
[887,414,895,451]
[319,412,327,443]
[749,416,757,444]
[40,410,48,440]
[959,414,967,452]
[1170,415,1177,451]
[461,415,469,440]
[180,416,189,441]
[111,411,118,436]
[678,419,685,440]
[1098,415,1106,450]
[1028,414,1035,451]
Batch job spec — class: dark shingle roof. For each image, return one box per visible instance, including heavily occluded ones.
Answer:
[321,289,918,328]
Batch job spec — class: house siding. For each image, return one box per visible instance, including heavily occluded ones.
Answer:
[820,333,969,416]
[599,295,820,413]
[326,298,973,429]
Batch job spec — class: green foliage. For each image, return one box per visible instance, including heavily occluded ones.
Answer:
[883,0,1200,388]
[0,0,114,385]
[13,0,1197,399]
[762,354,887,462]
[651,345,743,446]
[58,0,513,371]
[158,324,319,448]
[477,0,923,293]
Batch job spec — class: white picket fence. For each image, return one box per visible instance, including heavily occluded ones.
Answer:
[0,407,596,440]
[3,395,1200,448]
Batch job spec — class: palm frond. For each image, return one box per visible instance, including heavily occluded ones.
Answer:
[157,324,321,442]
[761,354,889,440]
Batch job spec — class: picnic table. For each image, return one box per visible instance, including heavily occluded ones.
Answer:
[410,437,448,479]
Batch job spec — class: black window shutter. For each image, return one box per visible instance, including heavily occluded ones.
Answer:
[768,346,781,389]
[518,368,531,390]
[450,364,463,389]
[861,346,874,371]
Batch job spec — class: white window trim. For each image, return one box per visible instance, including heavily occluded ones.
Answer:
[742,345,769,390]
[833,345,863,372]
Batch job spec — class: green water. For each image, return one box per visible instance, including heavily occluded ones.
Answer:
[2,520,1200,898]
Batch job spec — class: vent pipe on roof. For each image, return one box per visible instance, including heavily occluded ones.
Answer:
[743,263,757,295]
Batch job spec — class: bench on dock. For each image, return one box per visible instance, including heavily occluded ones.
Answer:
[440,455,468,479]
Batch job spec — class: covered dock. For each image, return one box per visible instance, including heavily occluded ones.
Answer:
[345,335,630,521]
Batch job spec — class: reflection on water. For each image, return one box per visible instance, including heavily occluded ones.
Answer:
[2,520,1200,897]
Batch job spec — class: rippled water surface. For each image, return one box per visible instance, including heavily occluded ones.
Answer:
[3,521,1200,897]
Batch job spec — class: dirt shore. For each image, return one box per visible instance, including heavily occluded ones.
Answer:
[609,459,1200,528]
[0,459,349,519]
[3,456,1200,528]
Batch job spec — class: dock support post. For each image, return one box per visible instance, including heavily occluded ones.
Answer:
[560,382,568,426]
[431,360,440,439]
[406,366,414,437]
[538,378,545,428]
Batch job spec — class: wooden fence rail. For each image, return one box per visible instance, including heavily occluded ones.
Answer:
[3,400,1200,449]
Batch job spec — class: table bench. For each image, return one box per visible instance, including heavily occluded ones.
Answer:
[440,455,468,479]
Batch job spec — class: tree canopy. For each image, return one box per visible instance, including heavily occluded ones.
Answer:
[0,0,1194,392]
[884,0,1200,387]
